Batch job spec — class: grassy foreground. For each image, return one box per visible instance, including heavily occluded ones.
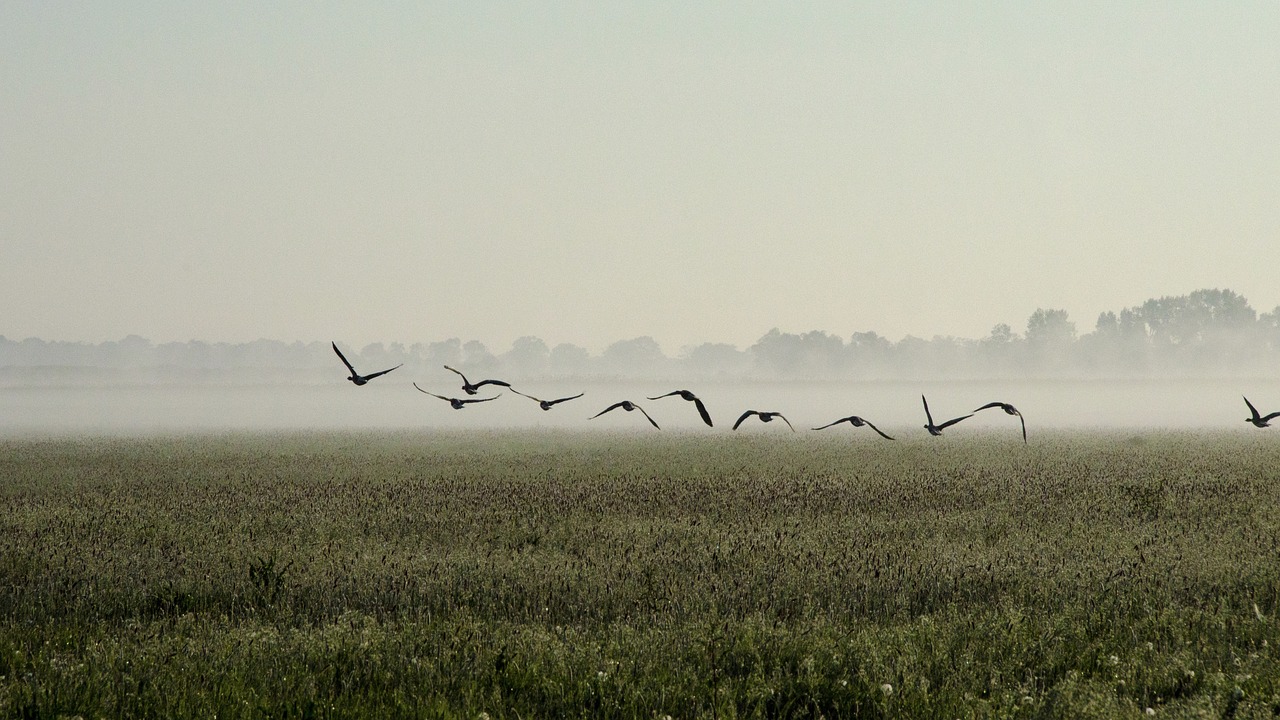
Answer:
[1,430,1279,718]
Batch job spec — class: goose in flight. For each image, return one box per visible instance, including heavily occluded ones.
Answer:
[511,388,584,411]
[1244,396,1280,428]
[732,410,795,432]
[973,401,1027,443]
[591,400,660,429]
[332,342,402,386]
[443,365,512,395]
[811,415,895,440]
[646,390,714,427]
[922,395,972,436]
[414,383,500,409]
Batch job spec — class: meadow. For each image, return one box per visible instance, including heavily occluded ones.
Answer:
[1,430,1279,718]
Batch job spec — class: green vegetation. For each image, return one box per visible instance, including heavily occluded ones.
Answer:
[2,430,1279,718]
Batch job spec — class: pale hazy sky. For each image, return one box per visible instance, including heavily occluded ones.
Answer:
[3,2,1278,354]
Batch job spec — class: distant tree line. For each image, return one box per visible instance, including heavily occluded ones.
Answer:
[4,289,1280,380]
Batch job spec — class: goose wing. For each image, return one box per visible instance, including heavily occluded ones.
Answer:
[973,401,1006,413]
[1244,396,1262,421]
[937,413,973,431]
[592,401,627,419]
[1019,414,1027,443]
[634,404,661,429]
[732,410,758,430]
[443,365,470,384]
[361,364,402,381]
[646,390,682,400]
[921,395,935,426]
[811,417,847,431]
[463,394,501,404]
[510,388,541,403]
[332,342,357,374]
[546,393,584,406]
[412,383,451,402]
[1261,411,1280,423]
[777,414,795,432]
[692,397,714,427]
[473,379,512,389]
[861,419,895,441]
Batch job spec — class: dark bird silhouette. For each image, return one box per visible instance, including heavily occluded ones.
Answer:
[922,395,972,436]
[1244,396,1280,428]
[973,401,1027,443]
[332,341,401,386]
[647,390,714,427]
[414,383,500,409]
[511,388,584,411]
[590,400,660,429]
[812,415,895,440]
[732,410,795,432]
[443,365,512,395]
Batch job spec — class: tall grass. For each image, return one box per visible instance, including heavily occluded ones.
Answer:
[1,430,1278,717]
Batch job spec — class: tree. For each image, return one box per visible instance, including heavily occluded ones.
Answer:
[501,336,550,378]
[548,343,591,377]
[599,337,667,378]
[1025,309,1076,374]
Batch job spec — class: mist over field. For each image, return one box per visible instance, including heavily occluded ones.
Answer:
[4,288,1280,434]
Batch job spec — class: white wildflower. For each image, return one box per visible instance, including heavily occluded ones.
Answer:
[1109,655,1119,665]
[597,670,607,681]
[880,683,894,695]
[1145,708,1155,716]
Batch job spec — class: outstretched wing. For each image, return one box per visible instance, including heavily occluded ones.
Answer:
[591,401,627,419]
[861,419,896,441]
[634,405,661,429]
[473,379,512,389]
[1244,396,1262,421]
[464,394,501,404]
[1261,412,1280,423]
[412,383,450,402]
[510,388,541,403]
[443,365,469,384]
[547,393,584,406]
[921,395,935,426]
[973,401,1006,413]
[777,414,795,432]
[811,417,845,431]
[692,397,714,427]
[732,410,758,430]
[1018,413,1027,443]
[362,364,402,381]
[332,342,357,374]
[937,413,973,431]
[646,390,681,400]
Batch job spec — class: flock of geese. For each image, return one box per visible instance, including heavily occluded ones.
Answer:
[333,341,1280,441]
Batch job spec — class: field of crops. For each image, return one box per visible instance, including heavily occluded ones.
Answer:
[2,430,1279,718]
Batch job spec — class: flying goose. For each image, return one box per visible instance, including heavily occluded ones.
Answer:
[590,400,660,429]
[414,383,500,409]
[332,341,402,386]
[646,390,714,427]
[922,395,972,436]
[732,410,795,432]
[973,401,1027,443]
[812,415,895,440]
[511,388,584,410]
[1244,396,1280,428]
[443,365,512,395]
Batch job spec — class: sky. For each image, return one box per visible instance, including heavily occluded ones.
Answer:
[3,2,1279,355]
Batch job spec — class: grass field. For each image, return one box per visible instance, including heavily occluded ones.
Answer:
[2,430,1279,718]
